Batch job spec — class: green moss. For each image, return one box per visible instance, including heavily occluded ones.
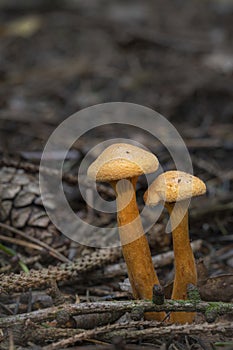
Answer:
[208,301,231,312]
[187,284,201,302]
[205,301,231,323]
[170,299,190,305]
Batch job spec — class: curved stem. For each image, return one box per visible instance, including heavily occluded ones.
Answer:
[112,178,165,321]
[166,201,197,324]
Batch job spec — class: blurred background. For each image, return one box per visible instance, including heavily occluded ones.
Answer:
[0,0,232,151]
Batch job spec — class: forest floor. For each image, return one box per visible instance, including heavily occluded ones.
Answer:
[0,0,233,349]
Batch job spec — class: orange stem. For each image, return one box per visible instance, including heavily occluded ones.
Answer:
[112,178,165,321]
[166,202,197,324]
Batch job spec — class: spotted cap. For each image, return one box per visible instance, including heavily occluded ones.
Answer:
[144,170,206,205]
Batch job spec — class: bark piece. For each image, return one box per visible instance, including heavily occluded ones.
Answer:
[11,207,31,228]
[14,191,35,208]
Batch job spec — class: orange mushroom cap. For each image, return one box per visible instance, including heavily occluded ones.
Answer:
[144,170,206,205]
[88,143,159,183]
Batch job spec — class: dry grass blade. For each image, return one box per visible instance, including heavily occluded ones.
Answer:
[0,222,69,263]
[0,234,44,251]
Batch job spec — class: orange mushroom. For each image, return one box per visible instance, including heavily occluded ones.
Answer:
[144,171,206,324]
[88,143,165,321]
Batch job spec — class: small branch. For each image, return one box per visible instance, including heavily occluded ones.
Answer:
[102,321,233,343]
[1,299,233,329]
[41,321,233,350]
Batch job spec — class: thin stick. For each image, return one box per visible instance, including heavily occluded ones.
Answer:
[100,240,203,279]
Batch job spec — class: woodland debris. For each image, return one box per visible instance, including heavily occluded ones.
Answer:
[42,321,233,350]
[1,299,233,329]
[99,239,203,279]
[0,248,121,294]
[0,241,203,294]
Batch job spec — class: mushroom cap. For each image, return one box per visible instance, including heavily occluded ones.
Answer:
[144,170,206,205]
[87,143,159,182]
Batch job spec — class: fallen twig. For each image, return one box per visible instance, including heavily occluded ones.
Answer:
[42,320,233,350]
[98,240,203,279]
[1,299,233,329]
[102,321,233,343]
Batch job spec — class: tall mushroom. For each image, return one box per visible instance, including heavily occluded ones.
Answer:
[88,143,165,321]
[144,171,206,324]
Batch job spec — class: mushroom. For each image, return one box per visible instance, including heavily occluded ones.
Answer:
[88,143,165,321]
[144,170,206,324]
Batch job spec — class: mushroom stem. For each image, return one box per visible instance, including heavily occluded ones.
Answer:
[166,201,197,324]
[112,178,165,321]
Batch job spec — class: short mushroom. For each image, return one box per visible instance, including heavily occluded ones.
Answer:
[144,170,206,324]
[88,143,165,321]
